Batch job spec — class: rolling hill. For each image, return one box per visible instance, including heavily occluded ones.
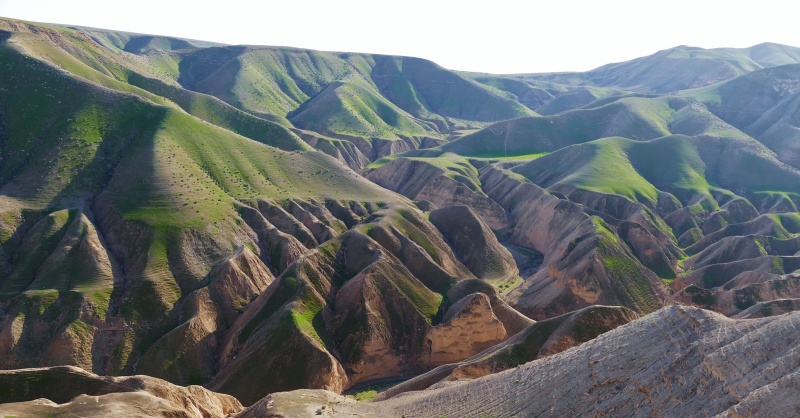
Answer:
[2,15,800,417]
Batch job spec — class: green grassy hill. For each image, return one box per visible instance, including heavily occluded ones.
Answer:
[418,94,756,160]
[4,15,800,410]
[0,21,414,391]
[0,18,545,403]
[0,18,535,169]
[682,63,800,169]
[288,76,436,140]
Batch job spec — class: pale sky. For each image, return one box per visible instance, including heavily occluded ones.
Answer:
[0,0,797,74]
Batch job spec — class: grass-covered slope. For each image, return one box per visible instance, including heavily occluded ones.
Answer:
[367,151,674,318]
[177,46,355,119]
[6,15,800,411]
[288,77,435,140]
[0,18,308,151]
[437,96,680,158]
[511,132,798,207]
[0,25,414,390]
[174,45,533,140]
[366,55,536,130]
[461,73,555,111]
[0,17,535,167]
[77,26,223,53]
[683,63,800,169]
[440,94,762,160]
[0,23,540,401]
[533,86,622,115]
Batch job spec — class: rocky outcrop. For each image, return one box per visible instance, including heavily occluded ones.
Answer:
[206,247,277,326]
[255,199,319,249]
[673,275,800,316]
[236,389,354,418]
[416,176,511,231]
[0,365,242,417]
[0,209,121,373]
[203,205,533,404]
[554,186,682,279]
[208,245,350,405]
[480,165,669,318]
[238,205,308,273]
[0,195,377,397]
[380,305,636,400]
[734,298,800,318]
[266,306,800,417]
[425,293,507,365]
[445,279,534,336]
[376,305,800,418]
[292,129,371,170]
[365,157,510,231]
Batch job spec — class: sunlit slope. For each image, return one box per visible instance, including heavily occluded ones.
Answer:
[288,76,436,139]
[512,134,800,207]
[0,17,536,163]
[683,63,800,169]
[437,96,743,158]
[0,18,309,151]
[0,25,534,403]
[0,36,401,379]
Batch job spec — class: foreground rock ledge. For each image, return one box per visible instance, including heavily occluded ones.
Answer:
[243,305,800,417]
[3,305,800,417]
[0,366,242,417]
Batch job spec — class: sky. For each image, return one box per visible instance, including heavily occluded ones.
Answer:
[0,1,797,74]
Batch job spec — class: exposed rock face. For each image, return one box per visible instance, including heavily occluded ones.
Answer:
[206,247,277,326]
[0,197,381,395]
[236,389,356,418]
[262,306,800,417]
[480,166,669,318]
[425,293,507,365]
[207,248,351,405]
[0,210,123,373]
[292,129,371,170]
[367,156,673,319]
[429,205,518,280]
[365,158,510,231]
[416,176,511,231]
[734,298,800,318]
[203,205,531,404]
[358,86,800,325]
[329,256,439,385]
[673,275,800,316]
[380,305,800,418]
[0,365,242,417]
[380,305,637,399]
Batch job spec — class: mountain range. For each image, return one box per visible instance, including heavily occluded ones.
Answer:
[1,16,800,417]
